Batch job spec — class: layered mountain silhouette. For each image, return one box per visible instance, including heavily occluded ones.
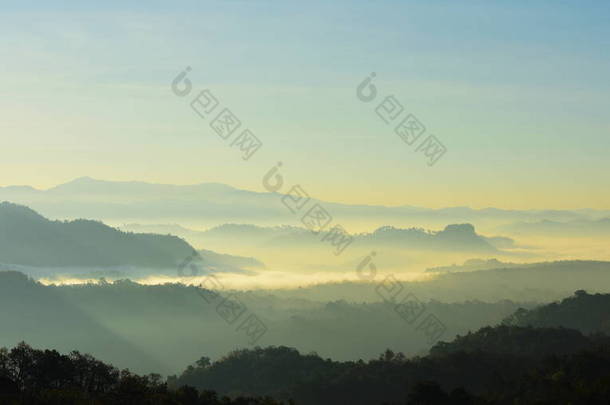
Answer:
[500,217,610,236]
[0,202,194,268]
[263,260,610,303]
[361,223,501,251]
[172,291,610,405]
[2,177,608,227]
[182,222,504,253]
[502,289,610,334]
[425,258,521,273]
[0,271,169,374]
[0,269,524,374]
[197,249,264,271]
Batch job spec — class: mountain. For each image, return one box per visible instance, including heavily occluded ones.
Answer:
[0,271,170,374]
[4,320,609,404]
[425,258,521,273]
[172,296,610,404]
[429,324,595,358]
[5,325,610,405]
[500,217,610,236]
[0,270,524,375]
[263,260,610,303]
[173,325,610,405]
[0,202,194,268]
[3,266,609,389]
[196,249,265,273]
[0,341,283,405]
[174,222,503,253]
[2,177,609,230]
[359,223,499,252]
[502,290,610,334]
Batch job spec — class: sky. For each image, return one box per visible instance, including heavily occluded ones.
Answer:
[1,0,609,209]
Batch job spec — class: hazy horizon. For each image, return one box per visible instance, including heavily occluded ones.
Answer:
[5,175,610,213]
[2,2,610,403]
[3,1,610,211]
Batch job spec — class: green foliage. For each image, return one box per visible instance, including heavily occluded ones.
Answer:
[429,325,599,358]
[174,325,610,405]
[0,342,287,404]
[502,290,610,334]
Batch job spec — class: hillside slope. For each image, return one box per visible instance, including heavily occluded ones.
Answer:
[502,290,610,334]
[0,202,194,268]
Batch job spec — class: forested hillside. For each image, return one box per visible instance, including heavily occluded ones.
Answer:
[2,286,609,404]
[0,202,194,267]
[172,294,610,404]
[0,271,524,375]
[174,327,610,404]
[0,342,284,404]
[502,290,610,334]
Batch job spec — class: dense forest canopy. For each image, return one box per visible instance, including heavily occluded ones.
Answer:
[2,279,609,404]
[3,321,608,403]
[0,342,285,404]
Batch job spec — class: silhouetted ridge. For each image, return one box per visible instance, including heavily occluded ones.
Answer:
[429,325,595,357]
[503,290,610,334]
[0,341,284,404]
[174,325,610,404]
[0,202,195,267]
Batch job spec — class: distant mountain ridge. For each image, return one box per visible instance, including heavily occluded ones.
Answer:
[178,222,504,253]
[0,202,194,268]
[196,249,265,273]
[263,260,610,303]
[426,258,522,273]
[500,217,610,236]
[1,177,608,227]
[173,324,610,404]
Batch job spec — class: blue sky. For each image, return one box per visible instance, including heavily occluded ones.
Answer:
[1,0,609,208]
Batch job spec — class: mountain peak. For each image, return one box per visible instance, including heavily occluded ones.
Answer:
[0,202,195,268]
[441,223,476,235]
[49,177,106,191]
[0,201,46,220]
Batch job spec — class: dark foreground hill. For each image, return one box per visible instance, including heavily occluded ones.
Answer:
[502,289,610,334]
[3,293,610,404]
[3,326,609,404]
[0,342,284,405]
[0,271,523,375]
[173,327,610,405]
[0,202,194,268]
[172,293,610,404]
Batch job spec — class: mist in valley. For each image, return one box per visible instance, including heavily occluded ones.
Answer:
[3,1,610,402]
